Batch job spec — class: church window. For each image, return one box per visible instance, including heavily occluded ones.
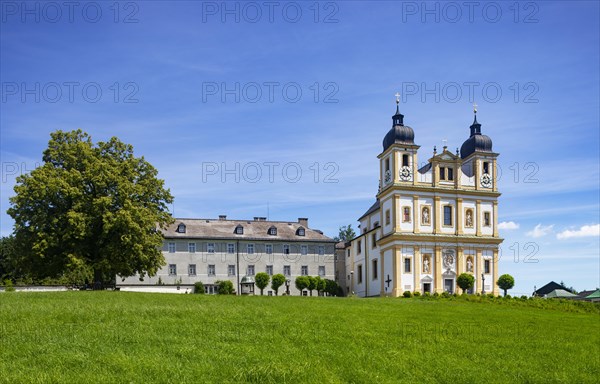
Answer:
[483,161,490,174]
[385,210,391,225]
[484,259,491,274]
[357,265,363,284]
[443,206,453,226]
[447,167,454,181]
[372,259,378,280]
[483,212,491,227]
[385,158,390,172]
[440,167,446,180]
[347,249,350,258]
[357,240,362,254]
[402,154,409,166]
[402,207,411,223]
[371,233,377,248]
[404,258,411,273]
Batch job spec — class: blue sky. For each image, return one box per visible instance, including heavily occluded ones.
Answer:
[1,1,598,295]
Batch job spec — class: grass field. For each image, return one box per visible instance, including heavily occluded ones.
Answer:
[0,292,598,383]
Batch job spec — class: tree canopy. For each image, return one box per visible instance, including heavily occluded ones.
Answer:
[271,274,286,295]
[497,274,515,296]
[334,225,356,242]
[7,130,174,286]
[456,273,475,294]
[254,272,270,295]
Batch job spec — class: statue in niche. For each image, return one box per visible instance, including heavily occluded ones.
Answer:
[423,256,430,273]
[422,207,430,225]
[466,210,473,228]
[466,257,473,272]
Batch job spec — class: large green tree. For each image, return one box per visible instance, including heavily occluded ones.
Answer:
[254,272,270,295]
[7,130,174,286]
[295,276,310,295]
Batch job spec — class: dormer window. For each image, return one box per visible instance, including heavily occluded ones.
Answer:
[235,225,244,235]
[176,223,186,233]
[296,227,305,236]
[268,226,277,236]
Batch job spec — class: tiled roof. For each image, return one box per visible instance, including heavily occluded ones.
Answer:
[164,218,335,242]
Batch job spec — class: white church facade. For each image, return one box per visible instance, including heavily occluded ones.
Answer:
[345,101,502,297]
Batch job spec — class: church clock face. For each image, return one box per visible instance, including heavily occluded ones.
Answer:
[384,169,392,184]
[399,166,412,181]
[480,173,492,188]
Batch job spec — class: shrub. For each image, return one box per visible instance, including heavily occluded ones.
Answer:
[505,294,512,299]
[3,279,15,292]
[432,292,439,297]
[193,281,205,294]
[441,291,450,298]
[413,291,421,297]
[403,290,412,298]
[456,273,475,294]
[423,291,431,297]
[520,295,528,300]
[216,280,235,295]
[487,293,495,299]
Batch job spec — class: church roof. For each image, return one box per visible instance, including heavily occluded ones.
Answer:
[382,101,415,151]
[533,281,574,296]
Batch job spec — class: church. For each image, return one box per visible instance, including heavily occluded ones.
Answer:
[344,98,502,297]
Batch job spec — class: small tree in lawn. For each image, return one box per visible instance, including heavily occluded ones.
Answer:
[255,272,270,295]
[497,274,515,297]
[307,276,318,296]
[315,276,326,295]
[325,279,338,296]
[295,276,310,295]
[271,274,286,296]
[456,273,475,294]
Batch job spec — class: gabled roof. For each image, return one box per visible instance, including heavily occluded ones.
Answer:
[163,218,335,242]
[534,281,574,296]
[584,289,600,299]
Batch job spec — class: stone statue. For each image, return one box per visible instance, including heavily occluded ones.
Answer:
[467,257,473,272]
[423,257,430,273]
[466,210,473,227]
[422,207,430,225]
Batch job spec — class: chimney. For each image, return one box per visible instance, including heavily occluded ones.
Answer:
[298,218,308,227]
[254,217,260,221]
[219,215,227,221]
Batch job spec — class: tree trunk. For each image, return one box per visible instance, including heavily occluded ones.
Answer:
[503,289,507,297]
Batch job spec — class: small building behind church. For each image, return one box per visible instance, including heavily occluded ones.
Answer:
[345,100,502,297]
[118,216,336,295]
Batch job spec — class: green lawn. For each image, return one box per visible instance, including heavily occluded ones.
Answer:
[0,292,598,383]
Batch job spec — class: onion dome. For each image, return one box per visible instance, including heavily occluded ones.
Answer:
[382,96,415,151]
[460,106,493,159]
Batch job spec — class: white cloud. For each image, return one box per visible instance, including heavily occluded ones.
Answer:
[557,224,600,240]
[498,221,520,230]
[526,224,554,238]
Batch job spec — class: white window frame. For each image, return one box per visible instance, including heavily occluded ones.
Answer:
[208,264,216,276]
[301,265,308,276]
[301,245,308,255]
[228,264,235,276]
[318,245,325,255]
[265,244,273,254]
[318,266,325,277]
[227,243,235,254]
[188,264,196,276]
[188,242,196,253]
[168,264,176,276]
[168,242,176,253]
[207,243,215,253]
[247,244,255,254]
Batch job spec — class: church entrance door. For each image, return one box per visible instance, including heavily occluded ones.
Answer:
[444,279,454,294]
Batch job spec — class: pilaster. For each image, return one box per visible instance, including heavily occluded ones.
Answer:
[434,246,442,293]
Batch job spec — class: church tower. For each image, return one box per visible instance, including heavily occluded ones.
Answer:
[345,99,502,297]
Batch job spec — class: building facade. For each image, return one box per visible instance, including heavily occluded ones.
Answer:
[118,216,337,295]
[345,101,502,297]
